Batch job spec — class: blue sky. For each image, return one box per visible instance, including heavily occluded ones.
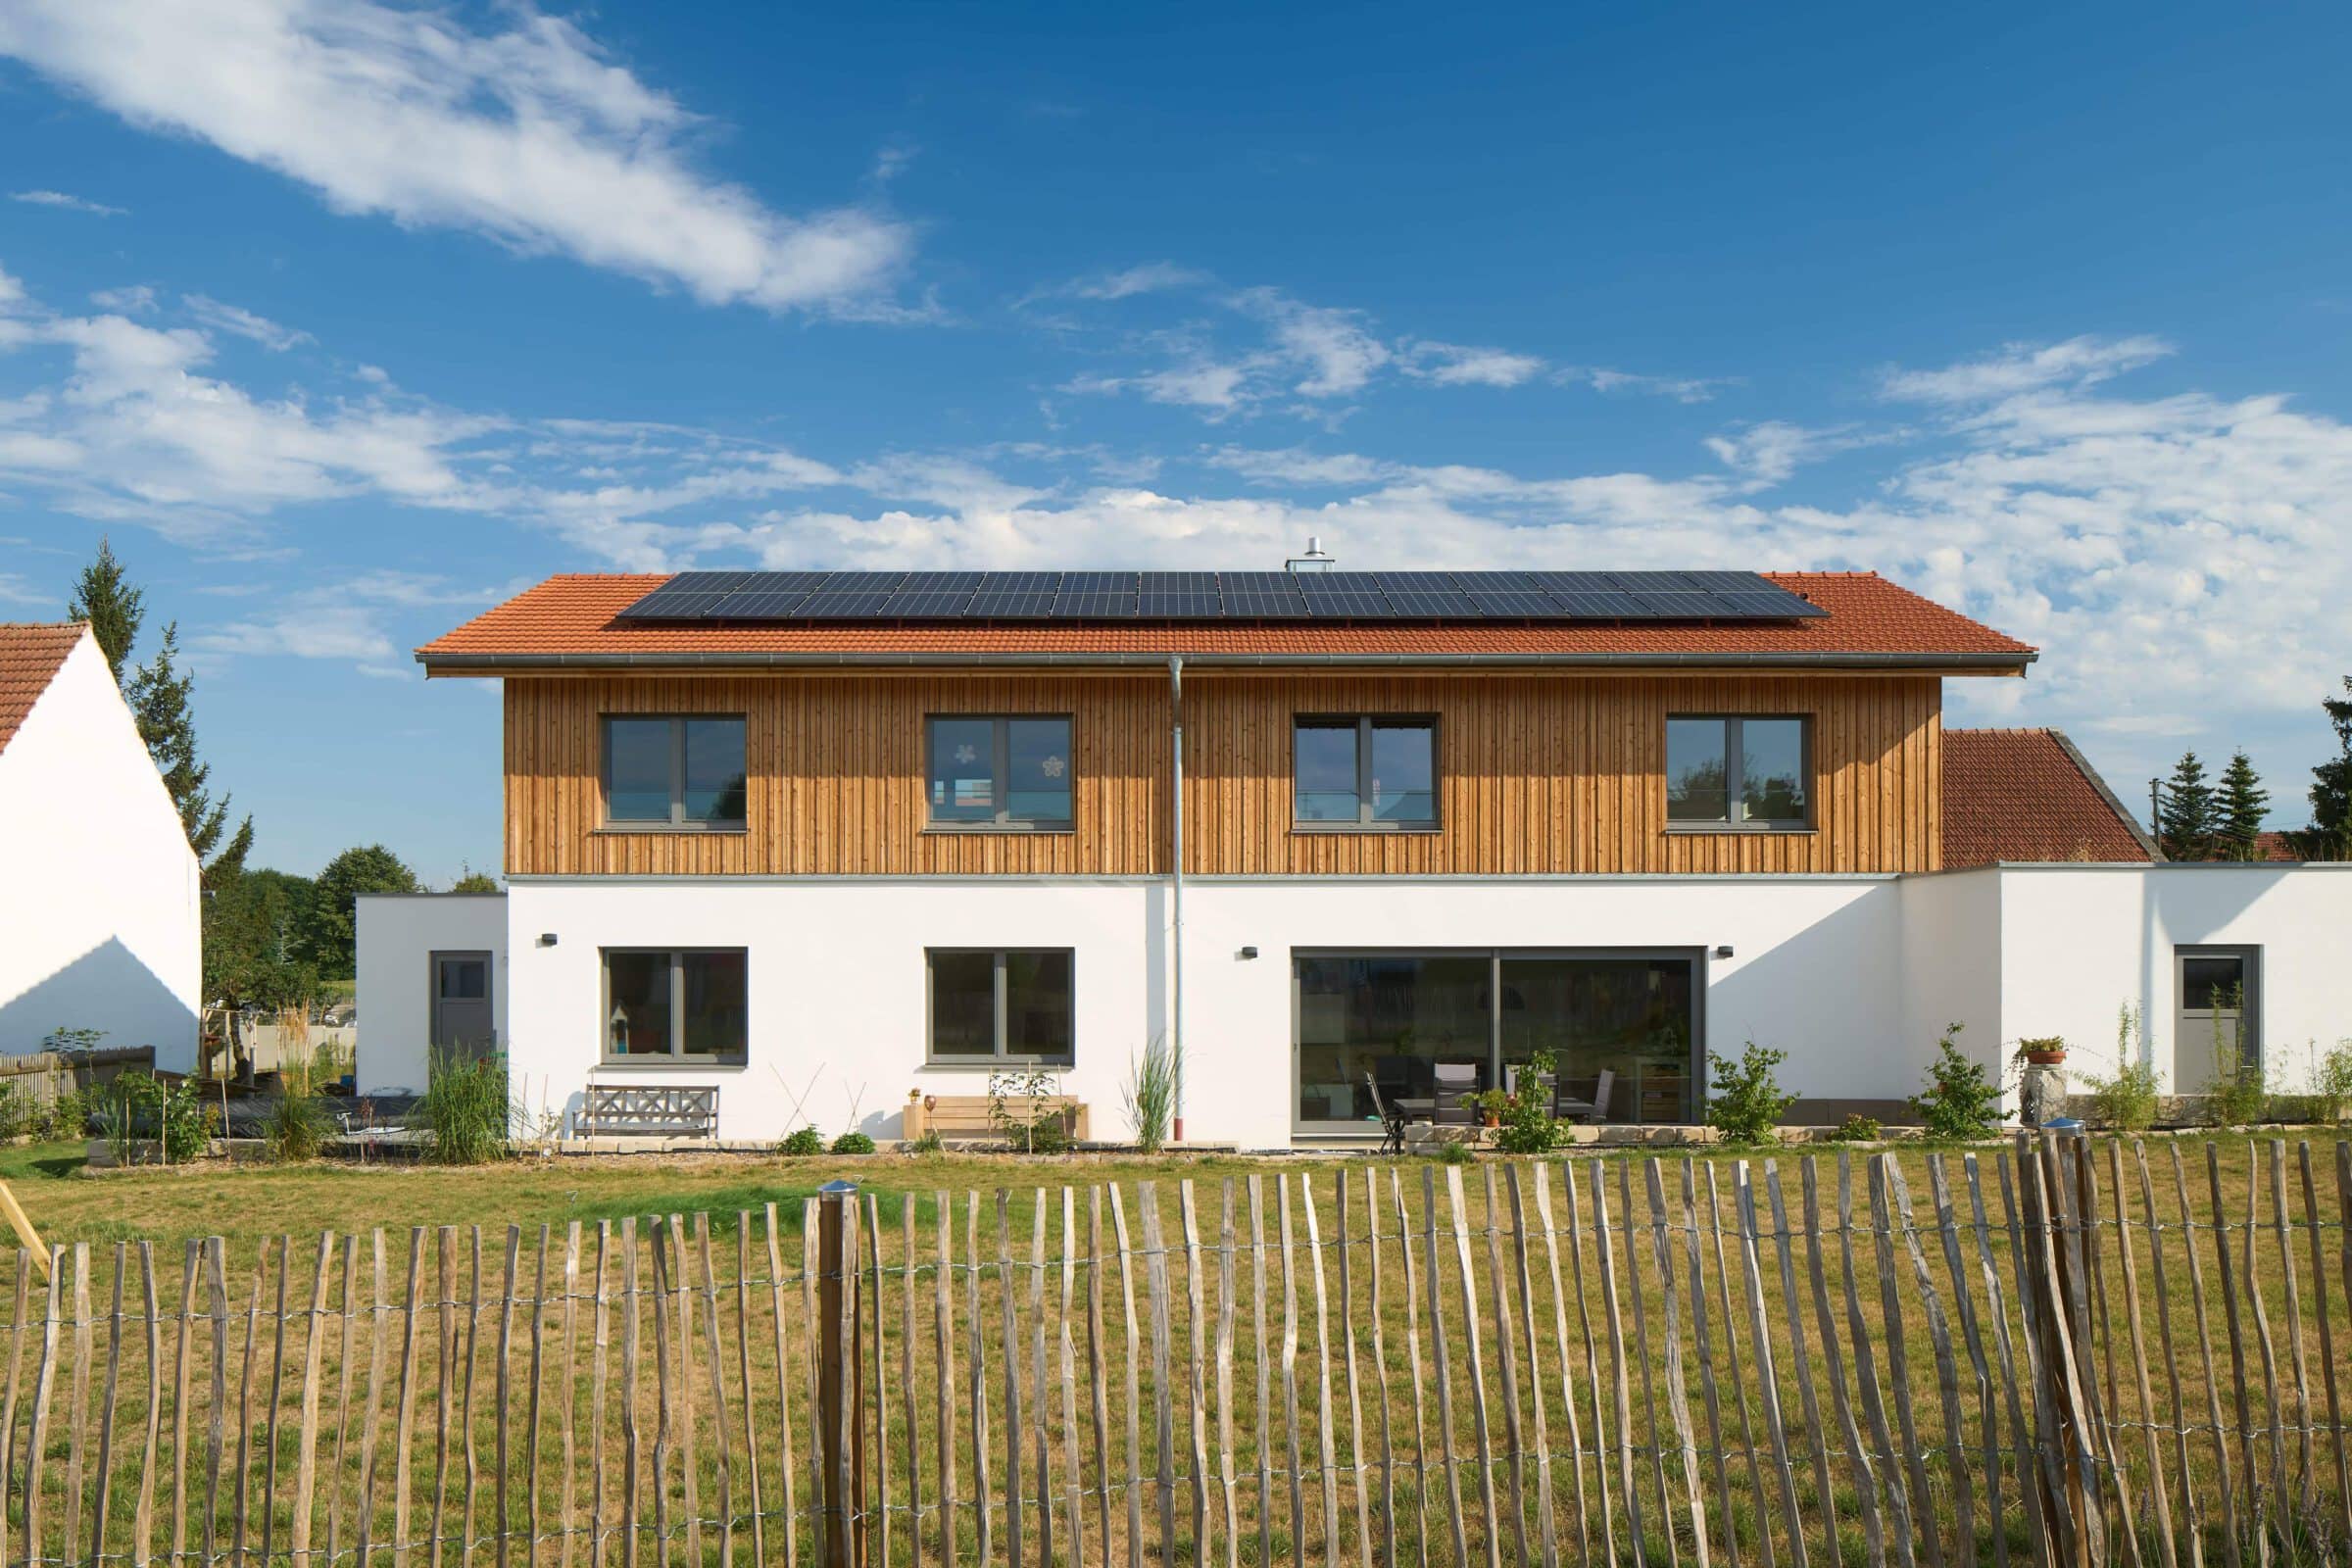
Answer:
[3,1,2349,881]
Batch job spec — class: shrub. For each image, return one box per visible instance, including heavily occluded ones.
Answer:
[1706,1041,1795,1145]
[830,1131,876,1155]
[2085,1061,2162,1132]
[93,1072,214,1163]
[2310,1039,2352,1124]
[989,1067,1075,1154]
[262,1084,331,1162]
[36,1088,90,1142]
[904,1129,945,1156]
[1122,1036,1181,1152]
[1472,1049,1563,1154]
[417,1049,512,1164]
[1827,1113,1882,1143]
[1910,1023,2005,1141]
[2201,985,2267,1126]
[778,1126,826,1157]
[1436,1139,1475,1165]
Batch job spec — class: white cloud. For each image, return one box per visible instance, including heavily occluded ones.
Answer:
[1881,335,2174,404]
[0,0,911,313]
[1567,367,1736,403]
[1230,288,1390,396]
[10,189,125,216]
[182,294,312,351]
[88,284,157,314]
[1400,340,1545,388]
[1059,262,1206,301]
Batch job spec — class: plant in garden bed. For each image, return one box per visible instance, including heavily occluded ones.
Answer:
[262,1044,333,1162]
[2201,982,2268,1126]
[1911,1023,2006,1140]
[2082,1004,2162,1131]
[778,1126,826,1157]
[989,1067,1075,1154]
[1121,1035,1180,1152]
[830,1131,876,1155]
[417,1048,514,1164]
[1464,1048,1564,1154]
[2306,1039,2352,1124]
[1826,1112,1882,1143]
[1706,1040,1794,1145]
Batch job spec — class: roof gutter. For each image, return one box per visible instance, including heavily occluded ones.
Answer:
[417,648,2035,675]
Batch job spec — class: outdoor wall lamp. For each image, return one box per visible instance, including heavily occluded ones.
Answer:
[538,932,559,947]
[1713,945,1735,958]
[1239,946,1259,959]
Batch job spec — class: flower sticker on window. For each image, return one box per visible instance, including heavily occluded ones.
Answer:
[1040,755,1065,778]
[955,743,978,763]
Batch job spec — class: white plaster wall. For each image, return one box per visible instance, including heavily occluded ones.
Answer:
[505,879,1162,1144]
[1896,869,2008,1093]
[1992,864,2352,1094]
[355,894,509,1094]
[1180,876,1906,1149]
[0,632,200,1068]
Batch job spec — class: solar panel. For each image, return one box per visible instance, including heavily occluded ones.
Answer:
[1219,571,1308,618]
[1298,572,1393,618]
[607,566,1827,623]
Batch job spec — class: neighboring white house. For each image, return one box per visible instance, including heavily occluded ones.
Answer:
[0,622,201,1070]
[354,892,508,1096]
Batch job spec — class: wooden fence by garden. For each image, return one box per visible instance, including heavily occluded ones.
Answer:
[2,1136,2347,1568]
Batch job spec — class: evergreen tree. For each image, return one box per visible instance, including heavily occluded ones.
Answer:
[2314,676,2352,850]
[2215,750,2270,860]
[126,623,254,886]
[307,844,419,978]
[2157,751,2218,860]
[65,536,144,683]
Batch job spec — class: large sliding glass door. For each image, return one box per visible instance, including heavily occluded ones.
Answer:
[1293,949,1701,1134]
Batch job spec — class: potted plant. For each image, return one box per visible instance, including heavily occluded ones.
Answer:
[2017,1037,2068,1067]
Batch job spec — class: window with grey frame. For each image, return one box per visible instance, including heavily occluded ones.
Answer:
[926,949,1074,1064]
[1294,714,1439,828]
[926,715,1074,829]
[602,949,748,1063]
[1665,714,1811,829]
[603,715,748,828]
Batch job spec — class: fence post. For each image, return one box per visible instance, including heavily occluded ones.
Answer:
[817,1181,864,1568]
[2016,1133,2102,1568]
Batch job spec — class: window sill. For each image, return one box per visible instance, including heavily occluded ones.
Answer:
[921,1059,1077,1071]
[1662,823,1818,835]
[1291,822,1444,835]
[592,825,748,837]
[595,1059,751,1072]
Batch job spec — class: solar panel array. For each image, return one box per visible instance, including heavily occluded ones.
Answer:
[615,569,1827,622]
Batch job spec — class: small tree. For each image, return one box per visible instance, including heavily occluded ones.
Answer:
[67,536,144,683]
[1910,1023,2006,1140]
[307,844,420,977]
[2157,751,2218,860]
[1705,1041,1794,1145]
[448,863,500,894]
[2215,750,2269,860]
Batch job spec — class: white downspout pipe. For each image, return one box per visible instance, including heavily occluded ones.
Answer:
[1169,654,1185,1143]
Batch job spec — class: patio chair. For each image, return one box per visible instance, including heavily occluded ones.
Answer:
[1552,1067,1615,1124]
[1363,1071,1410,1156]
[1432,1061,1479,1126]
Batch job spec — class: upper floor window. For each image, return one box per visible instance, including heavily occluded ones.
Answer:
[1295,715,1439,829]
[604,716,748,828]
[1666,714,1811,829]
[604,948,748,1063]
[926,716,1073,829]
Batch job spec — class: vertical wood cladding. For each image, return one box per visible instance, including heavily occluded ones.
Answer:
[503,670,1941,876]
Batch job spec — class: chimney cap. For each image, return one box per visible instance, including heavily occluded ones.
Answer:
[1286,535,1336,574]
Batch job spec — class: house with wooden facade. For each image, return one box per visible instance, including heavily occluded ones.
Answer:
[391,563,2352,1146]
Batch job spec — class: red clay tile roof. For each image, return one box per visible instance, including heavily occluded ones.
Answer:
[417,571,2035,668]
[2251,831,2306,863]
[1942,728,2155,866]
[0,622,88,758]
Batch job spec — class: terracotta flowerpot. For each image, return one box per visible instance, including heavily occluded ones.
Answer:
[2024,1050,2067,1066]
[1483,1112,1501,1129]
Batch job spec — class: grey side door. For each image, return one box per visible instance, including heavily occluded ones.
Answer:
[430,951,496,1062]
[2176,945,2259,1080]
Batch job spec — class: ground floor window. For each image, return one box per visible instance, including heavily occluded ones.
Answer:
[1294,950,1699,1129]
[603,949,748,1063]
[928,949,1075,1064]
[2176,945,2260,1075]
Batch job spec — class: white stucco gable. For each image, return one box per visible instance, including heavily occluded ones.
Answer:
[0,625,202,1068]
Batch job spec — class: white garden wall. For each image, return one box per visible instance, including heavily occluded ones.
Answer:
[0,632,200,1069]
[355,893,509,1095]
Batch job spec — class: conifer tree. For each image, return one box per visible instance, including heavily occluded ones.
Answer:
[2314,676,2352,851]
[65,536,144,683]
[2157,750,2217,860]
[2215,750,2269,860]
[125,623,254,887]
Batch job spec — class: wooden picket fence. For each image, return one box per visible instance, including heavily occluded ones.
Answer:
[1,1136,2346,1568]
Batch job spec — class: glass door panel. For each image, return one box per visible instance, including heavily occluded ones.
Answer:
[1498,956,1696,1124]
[1296,955,1492,1127]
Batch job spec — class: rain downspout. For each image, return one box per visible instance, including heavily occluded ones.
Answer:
[1169,653,1185,1143]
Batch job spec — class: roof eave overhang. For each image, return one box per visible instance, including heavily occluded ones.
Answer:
[418,648,2035,676]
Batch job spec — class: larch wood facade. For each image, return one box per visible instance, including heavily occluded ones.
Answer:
[504,669,1942,876]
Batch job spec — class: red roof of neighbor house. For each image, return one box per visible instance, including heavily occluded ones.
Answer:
[417,571,2035,668]
[1942,728,2155,867]
[0,622,88,758]
[2251,830,2306,863]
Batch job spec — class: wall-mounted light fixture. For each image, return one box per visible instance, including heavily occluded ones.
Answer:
[1239,946,1259,959]
[1713,944,1735,959]
[538,933,560,948]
